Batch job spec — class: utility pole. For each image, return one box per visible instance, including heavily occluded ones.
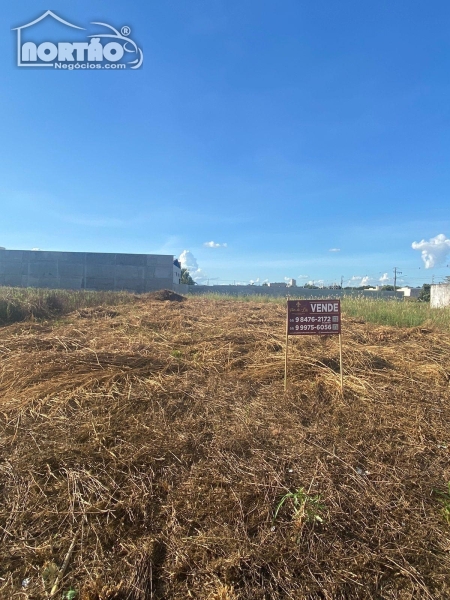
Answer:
[393,267,402,293]
[340,275,344,289]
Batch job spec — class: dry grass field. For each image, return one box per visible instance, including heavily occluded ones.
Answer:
[1,292,450,599]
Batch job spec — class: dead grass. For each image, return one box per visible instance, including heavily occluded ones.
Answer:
[1,297,450,599]
[0,287,136,326]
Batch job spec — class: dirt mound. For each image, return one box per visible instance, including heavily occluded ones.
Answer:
[147,289,186,302]
[1,298,450,599]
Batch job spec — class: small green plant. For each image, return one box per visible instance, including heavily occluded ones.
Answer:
[171,349,182,358]
[274,487,325,525]
[435,482,450,524]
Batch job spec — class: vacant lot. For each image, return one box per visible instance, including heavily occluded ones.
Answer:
[1,294,450,599]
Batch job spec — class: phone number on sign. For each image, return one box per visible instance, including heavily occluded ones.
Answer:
[291,324,334,331]
[290,316,332,323]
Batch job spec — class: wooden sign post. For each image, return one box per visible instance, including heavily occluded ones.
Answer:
[284,299,343,391]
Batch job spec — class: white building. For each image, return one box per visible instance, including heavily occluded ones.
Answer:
[269,279,296,288]
[398,286,421,298]
[173,260,181,285]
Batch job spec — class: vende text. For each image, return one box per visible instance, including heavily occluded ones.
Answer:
[310,303,339,313]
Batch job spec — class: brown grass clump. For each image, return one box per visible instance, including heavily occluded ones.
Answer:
[1,298,450,598]
[0,287,135,326]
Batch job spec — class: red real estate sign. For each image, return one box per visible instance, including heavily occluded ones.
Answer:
[287,299,341,335]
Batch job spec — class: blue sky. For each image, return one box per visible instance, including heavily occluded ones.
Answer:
[1,1,450,286]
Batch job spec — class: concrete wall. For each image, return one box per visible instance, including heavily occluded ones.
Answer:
[187,285,404,300]
[0,249,177,293]
[398,287,421,298]
[431,284,450,308]
[173,283,189,294]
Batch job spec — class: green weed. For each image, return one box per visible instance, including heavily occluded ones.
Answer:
[435,482,450,524]
[274,487,325,525]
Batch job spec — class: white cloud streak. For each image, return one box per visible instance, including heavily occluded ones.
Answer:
[203,241,227,248]
[329,248,340,252]
[411,233,450,268]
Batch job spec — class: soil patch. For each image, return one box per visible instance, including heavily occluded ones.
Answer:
[147,289,186,302]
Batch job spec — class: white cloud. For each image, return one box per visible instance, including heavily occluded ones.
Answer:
[249,278,260,285]
[178,250,209,284]
[411,233,450,268]
[203,241,227,248]
[350,275,371,286]
[379,273,389,283]
[31,247,42,251]
[297,274,309,279]
[329,248,340,252]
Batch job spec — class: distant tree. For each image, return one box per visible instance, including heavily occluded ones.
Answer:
[261,282,269,287]
[418,283,430,302]
[381,285,395,291]
[181,268,195,285]
[304,283,318,289]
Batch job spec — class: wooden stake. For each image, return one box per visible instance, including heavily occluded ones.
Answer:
[338,333,343,392]
[284,299,289,391]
